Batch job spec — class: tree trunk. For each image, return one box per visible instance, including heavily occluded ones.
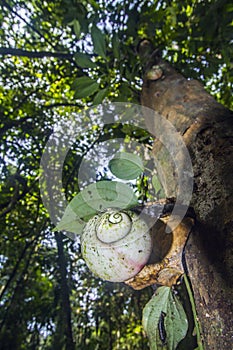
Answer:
[55,232,75,350]
[141,56,233,349]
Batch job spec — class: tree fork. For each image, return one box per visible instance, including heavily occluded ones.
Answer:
[141,55,233,350]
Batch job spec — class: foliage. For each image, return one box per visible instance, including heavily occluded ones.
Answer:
[143,286,188,350]
[0,0,232,349]
[108,151,144,180]
[55,180,138,233]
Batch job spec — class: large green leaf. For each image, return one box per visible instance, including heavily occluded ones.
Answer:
[55,181,138,233]
[93,87,108,104]
[109,152,144,180]
[54,205,86,235]
[74,52,98,69]
[142,286,188,350]
[112,33,120,59]
[73,19,81,39]
[91,25,107,59]
[72,76,95,88]
[73,76,99,98]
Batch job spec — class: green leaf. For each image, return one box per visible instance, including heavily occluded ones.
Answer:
[73,19,81,39]
[142,286,188,350]
[166,291,188,349]
[53,205,86,235]
[73,76,99,99]
[93,87,108,104]
[109,152,144,180]
[72,76,93,88]
[87,0,100,10]
[55,181,138,233]
[74,82,99,99]
[166,7,177,27]
[74,52,97,69]
[112,33,120,59]
[91,25,107,59]
[152,175,165,198]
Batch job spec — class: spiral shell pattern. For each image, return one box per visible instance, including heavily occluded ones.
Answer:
[81,209,152,282]
[96,210,132,243]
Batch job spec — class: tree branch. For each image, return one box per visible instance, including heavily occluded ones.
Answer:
[2,0,56,49]
[0,47,73,60]
[0,176,38,217]
[141,56,233,350]
[43,102,83,109]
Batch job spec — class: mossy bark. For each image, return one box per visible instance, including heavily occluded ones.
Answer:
[141,57,233,350]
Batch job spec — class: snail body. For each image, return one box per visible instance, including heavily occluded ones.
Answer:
[81,209,152,282]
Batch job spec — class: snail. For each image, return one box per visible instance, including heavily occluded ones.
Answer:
[81,209,152,282]
[146,65,163,80]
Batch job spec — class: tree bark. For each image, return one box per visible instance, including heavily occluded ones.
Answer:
[141,57,233,349]
[55,232,75,350]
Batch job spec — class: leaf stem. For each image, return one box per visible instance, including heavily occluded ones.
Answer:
[183,273,205,350]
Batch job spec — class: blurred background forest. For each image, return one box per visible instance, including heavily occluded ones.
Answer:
[0,0,232,349]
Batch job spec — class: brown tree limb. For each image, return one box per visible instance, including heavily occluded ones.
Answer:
[140,55,233,349]
[0,47,73,60]
[125,216,194,289]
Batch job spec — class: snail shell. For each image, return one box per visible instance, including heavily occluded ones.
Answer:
[146,65,163,80]
[81,209,152,282]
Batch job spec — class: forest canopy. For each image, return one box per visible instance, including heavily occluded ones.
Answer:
[0,0,232,349]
